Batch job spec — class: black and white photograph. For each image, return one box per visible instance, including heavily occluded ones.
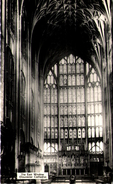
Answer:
[1,0,113,183]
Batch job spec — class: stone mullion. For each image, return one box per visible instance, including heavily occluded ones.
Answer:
[57,63,60,150]
[84,62,88,151]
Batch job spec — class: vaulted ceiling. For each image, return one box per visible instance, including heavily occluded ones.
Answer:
[21,0,112,75]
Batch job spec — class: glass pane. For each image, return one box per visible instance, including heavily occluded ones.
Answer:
[55,128,58,138]
[60,64,63,74]
[98,103,102,113]
[61,129,64,139]
[55,143,58,151]
[81,63,84,73]
[92,127,95,137]
[81,75,84,85]
[51,106,54,115]
[72,75,75,85]
[77,88,80,102]
[100,127,103,137]
[60,105,64,114]
[78,128,81,138]
[68,88,72,103]
[55,105,57,114]
[47,105,50,115]
[47,116,50,127]
[90,73,93,83]
[64,106,68,115]
[51,88,54,103]
[69,129,73,138]
[72,105,76,114]
[92,142,95,152]
[96,142,100,152]
[95,115,99,126]
[51,117,54,127]
[94,86,98,101]
[68,116,72,127]
[77,104,80,114]
[91,103,94,113]
[96,127,99,137]
[88,143,91,151]
[64,89,67,103]
[88,128,91,138]
[64,75,67,85]
[47,88,50,103]
[68,106,72,115]
[88,115,91,126]
[68,64,71,73]
[72,63,75,73]
[99,115,102,126]
[95,104,98,113]
[55,116,57,127]
[100,141,103,151]
[44,128,47,139]
[90,87,94,101]
[81,116,85,126]
[81,104,85,114]
[68,75,72,85]
[82,128,85,138]
[91,115,94,126]
[73,116,77,127]
[73,129,77,138]
[77,116,81,127]
[72,88,76,102]
[98,86,101,101]
[60,75,63,86]
[51,128,54,139]
[63,63,67,74]
[47,128,50,139]
[77,75,80,85]
[51,75,54,84]
[65,129,68,138]
[87,104,91,114]
[76,62,80,73]
[60,89,64,103]
[54,89,57,103]
[60,117,64,127]
[64,116,68,127]
[81,88,84,102]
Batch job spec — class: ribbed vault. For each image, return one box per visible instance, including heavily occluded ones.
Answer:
[21,0,112,76]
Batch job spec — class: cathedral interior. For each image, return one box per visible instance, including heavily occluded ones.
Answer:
[1,0,113,183]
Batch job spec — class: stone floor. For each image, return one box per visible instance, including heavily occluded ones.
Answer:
[51,180,96,184]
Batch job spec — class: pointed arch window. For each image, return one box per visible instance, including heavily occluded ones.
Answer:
[44,54,103,155]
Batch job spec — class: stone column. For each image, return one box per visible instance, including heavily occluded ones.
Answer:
[15,0,20,171]
[1,0,6,122]
[39,72,44,172]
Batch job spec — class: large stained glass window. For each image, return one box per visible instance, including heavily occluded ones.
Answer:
[44,54,103,155]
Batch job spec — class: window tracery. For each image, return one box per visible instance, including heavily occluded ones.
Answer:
[44,55,103,154]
